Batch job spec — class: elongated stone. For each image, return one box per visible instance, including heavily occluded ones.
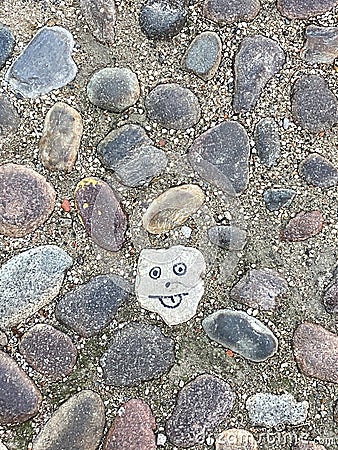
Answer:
[233,36,285,113]
[39,102,83,172]
[203,0,260,24]
[189,121,250,195]
[0,94,20,140]
[216,429,258,450]
[281,210,324,242]
[323,280,338,313]
[5,26,77,98]
[0,24,15,69]
[0,350,42,424]
[166,374,235,448]
[80,0,116,45]
[202,309,278,362]
[301,25,338,64]
[142,184,205,234]
[75,177,127,252]
[277,0,338,19]
[0,163,56,237]
[299,153,338,188]
[263,188,296,211]
[0,245,72,329]
[32,390,105,450]
[255,118,281,167]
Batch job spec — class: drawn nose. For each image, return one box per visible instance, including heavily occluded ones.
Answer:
[165,281,170,288]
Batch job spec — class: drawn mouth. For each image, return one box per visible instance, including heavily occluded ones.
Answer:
[148,293,189,309]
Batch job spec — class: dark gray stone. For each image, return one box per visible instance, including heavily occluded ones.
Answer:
[5,26,77,98]
[322,281,338,313]
[0,24,15,69]
[80,0,117,45]
[277,0,338,19]
[166,374,235,447]
[182,31,222,81]
[32,390,105,450]
[145,83,200,130]
[0,94,20,140]
[254,118,281,167]
[208,225,247,250]
[263,188,296,212]
[56,274,132,337]
[203,0,260,24]
[202,309,278,362]
[100,322,175,386]
[87,67,140,113]
[299,153,338,188]
[301,25,338,64]
[292,75,338,133]
[0,350,42,424]
[140,0,188,39]
[233,36,285,113]
[189,121,250,196]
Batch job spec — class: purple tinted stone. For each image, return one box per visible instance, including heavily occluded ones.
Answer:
[203,0,260,24]
[80,0,117,45]
[277,0,338,19]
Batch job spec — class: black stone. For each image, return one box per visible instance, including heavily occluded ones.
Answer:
[255,118,281,167]
[0,24,15,69]
[263,188,296,212]
[299,154,338,188]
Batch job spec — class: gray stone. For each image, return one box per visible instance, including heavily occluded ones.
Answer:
[145,83,201,130]
[189,121,250,196]
[263,188,296,212]
[0,350,42,424]
[136,246,206,326]
[246,393,309,427]
[281,210,324,242]
[19,324,77,380]
[208,225,247,250]
[254,118,281,167]
[182,31,222,81]
[299,153,338,188]
[32,390,105,450]
[203,0,260,24]
[323,280,338,313]
[87,67,140,113]
[0,24,15,69]
[215,429,258,450]
[56,274,131,337]
[80,0,117,45]
[39,102,83,172]
[139,0,188,39]
[100,322,175,386]
[0,331,7,347]
[230,268,288,310]
[277,0,338,19]
[0,245,72,329]
[166,374,235,447]
[0,94,20,140]
[202,309,278,362]
[5,26,77,98]
[292,75,338,133]
[233,36,285,114]
[301,25,338,64]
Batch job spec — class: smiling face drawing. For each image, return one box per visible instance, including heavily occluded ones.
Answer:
[136,245,206,326]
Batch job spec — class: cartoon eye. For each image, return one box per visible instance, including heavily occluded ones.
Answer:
[173,262,187,276]
[149,266,161,279]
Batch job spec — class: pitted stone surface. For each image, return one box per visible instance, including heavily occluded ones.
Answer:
[203,0,260,24]
[299,153,338,188]
[281,210,324,242]
[301,25,338,64]
[80,0,117,45]
[277,0,338,19]
[255,118,281,167]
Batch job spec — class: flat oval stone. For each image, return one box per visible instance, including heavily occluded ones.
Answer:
[301,25,338,64]
[230,268,288,310]
[0,24,15,69]
[323,280,338,313]
[254,118,281,167]
[145,83,201,130]
[0,163,56,237]
[39,102,83,172]
[281,210,324,242]
[246,393,308,427]
[74,177,127,252]
[142,184,205,234]
[166,374,235,448]
[208,225,247,251]
[0,350,42,424]
[0,245,72,329]
[5,26,77,98]
[103,399,156,450]
[293,322,338,384]
[100,322,175,386]
[292,75,338,133]
[202,309,278,362]
[182,31,222,81]
[203,0,260,24]
[277,0,338,19]
[189,121,250,195]
[139,0,188,39]
[233,36,285,114]
[0,94,20,140]
[19,324,77,380]
[216,429,258,450]
[263,188,296,212]
[296,442,327,450]
[299,153,338,188]
[56,274,131,337]
[32,390,105,450]
[80,0,116,45]
[87,67,140,113]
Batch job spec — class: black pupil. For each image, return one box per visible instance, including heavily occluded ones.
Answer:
[150,267,161,279]
[174,263,187,275]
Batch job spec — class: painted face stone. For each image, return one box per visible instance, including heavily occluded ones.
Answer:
[136,245,206,326]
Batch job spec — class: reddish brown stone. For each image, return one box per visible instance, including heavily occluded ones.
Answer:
[323,281,338,313]
[293,322,338,384]
[0,164,56,237]
[295,441,327,450]
[103,399,156,450]
[281,211,324,242]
